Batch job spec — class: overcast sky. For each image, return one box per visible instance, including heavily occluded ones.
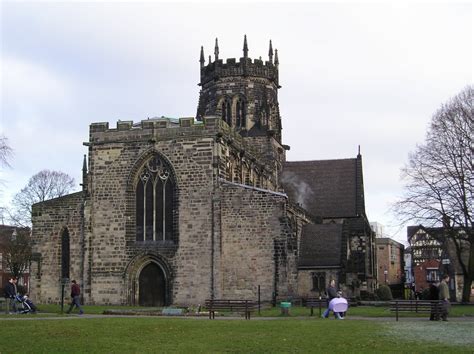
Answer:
[1,1,472,243]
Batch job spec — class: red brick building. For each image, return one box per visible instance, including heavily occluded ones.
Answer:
[375,238,404,286]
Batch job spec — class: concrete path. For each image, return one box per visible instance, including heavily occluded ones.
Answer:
[1,313,473,322]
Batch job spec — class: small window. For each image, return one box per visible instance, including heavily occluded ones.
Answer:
[426,269,440,282]
[311,272,326,293]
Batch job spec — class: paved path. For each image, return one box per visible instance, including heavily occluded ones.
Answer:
[1,313,473,322]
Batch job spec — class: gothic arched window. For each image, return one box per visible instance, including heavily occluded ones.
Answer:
[61,228,70,280]
[221,99,232,126]
[136,155,175,242]
[236,98,246,128]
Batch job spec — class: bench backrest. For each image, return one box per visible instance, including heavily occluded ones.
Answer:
[205,299,256,310]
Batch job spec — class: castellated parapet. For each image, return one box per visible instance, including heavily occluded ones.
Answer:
[200,57,279,87]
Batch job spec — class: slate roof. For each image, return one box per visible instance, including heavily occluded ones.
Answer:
[282,157,363,218]
[299,223,343,268]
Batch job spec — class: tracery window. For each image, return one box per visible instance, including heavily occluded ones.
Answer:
[136,155,175,242]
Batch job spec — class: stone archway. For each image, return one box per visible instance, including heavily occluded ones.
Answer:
[138,262,166,306]
[124,254,172,306]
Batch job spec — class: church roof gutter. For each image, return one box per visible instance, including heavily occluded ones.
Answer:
[219,178,288,198]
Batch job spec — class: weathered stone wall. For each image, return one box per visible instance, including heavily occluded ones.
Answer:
[31,192,84,303]
[85,118,219,305]
[297,269,340,298]
[217,181,289,302]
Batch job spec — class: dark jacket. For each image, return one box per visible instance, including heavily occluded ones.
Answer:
[438,280,449,301]
[429,283,439,301]
[326,285,337,301]
[71,283,81,298]
[4,282,16,298]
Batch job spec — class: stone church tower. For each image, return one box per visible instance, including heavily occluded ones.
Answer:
[30,37,375,307]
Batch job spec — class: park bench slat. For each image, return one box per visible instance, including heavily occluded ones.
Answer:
[390,300,442,321]
[205,299,257,320]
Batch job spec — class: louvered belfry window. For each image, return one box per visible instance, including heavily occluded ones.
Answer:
[136,155,174,242]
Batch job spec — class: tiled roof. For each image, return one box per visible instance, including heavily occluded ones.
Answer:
[282,158,361,218]
[299,223,343,267]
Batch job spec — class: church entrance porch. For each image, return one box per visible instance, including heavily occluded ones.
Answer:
[138,262,166,306]
[125,254,172,306]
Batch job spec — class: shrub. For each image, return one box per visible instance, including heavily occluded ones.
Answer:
[376,285,393,301]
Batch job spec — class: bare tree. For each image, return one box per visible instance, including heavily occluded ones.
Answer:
[4,227,32,281]
[11,170,76,227]
[0,135,13,168]
[395,86,473,302]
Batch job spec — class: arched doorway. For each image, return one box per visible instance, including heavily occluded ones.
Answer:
[138,262,166,306]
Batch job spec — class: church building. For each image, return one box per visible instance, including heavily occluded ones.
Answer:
[30,37,375,306]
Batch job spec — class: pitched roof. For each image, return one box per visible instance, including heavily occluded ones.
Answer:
[299,223,343,267]
[282,157,364,218]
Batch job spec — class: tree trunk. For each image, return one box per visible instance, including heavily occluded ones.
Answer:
[462,242,474,303]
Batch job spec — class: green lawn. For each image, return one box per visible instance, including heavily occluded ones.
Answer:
[0,317,473,353]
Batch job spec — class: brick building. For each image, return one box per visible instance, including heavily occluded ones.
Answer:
[375,238,404,286]
[408,225,471,302]
[30,37,375,306]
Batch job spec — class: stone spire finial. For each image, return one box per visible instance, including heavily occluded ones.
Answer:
[208,55,211,65]
[274,49,279,67]
[243,34,248,58]
[200,46,205,68]
[214,38,219,61]
[268,40,273,63]
[82,154,88,192]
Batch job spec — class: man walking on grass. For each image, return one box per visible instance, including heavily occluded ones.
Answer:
[66,280,84,315]
[438,274,450,321]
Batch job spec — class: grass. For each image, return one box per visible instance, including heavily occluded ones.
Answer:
[0,317,473,353]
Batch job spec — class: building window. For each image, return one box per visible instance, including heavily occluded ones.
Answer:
[311,272,326,293]
[136,155,175,242]
[236,98,246,128]
[426,268,440,283]
[61,229,70,279]
[221,99,232,126]
[0,252,2,270]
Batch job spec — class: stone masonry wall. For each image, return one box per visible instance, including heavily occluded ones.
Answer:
[31,192,84,304]
[218,181,288,302]
[86,118,218,305]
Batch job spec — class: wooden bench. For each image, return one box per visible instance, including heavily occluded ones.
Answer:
[205,299,257,320]
[304,297,327,316]
[390,300,442,321]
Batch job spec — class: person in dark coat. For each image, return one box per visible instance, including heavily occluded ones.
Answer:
[429,280,440,321]
[66,280,84,314]
[322,279,338,318]
[3,277,17,314]
[438,274,450,321]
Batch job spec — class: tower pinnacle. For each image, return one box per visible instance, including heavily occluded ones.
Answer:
[200,46,205,68]
[268,40,273,63]
[243,35,248,58]
[214,38,219,61]
[274,49,279,67]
